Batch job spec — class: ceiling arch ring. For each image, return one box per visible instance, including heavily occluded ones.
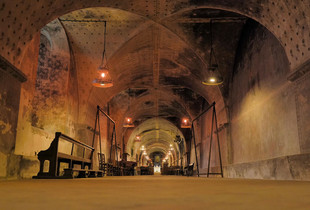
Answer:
[36,3,287,71]
[33,3,289,77]
[126,118,186,158]
[107,88,196,145]
[163,5,289,62]
[115,88,196,119]
[132,131,182,155]
[85,75,224,131]
[91,77,213,111]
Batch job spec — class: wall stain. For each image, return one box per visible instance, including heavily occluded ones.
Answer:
[0,120,12,134]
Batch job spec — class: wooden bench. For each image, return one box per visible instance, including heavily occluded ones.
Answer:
[63,168,104,178]
[161,166,182,175]
[139,166,154,175]
[184,163,194,176]
[33,132,99,179]
[119,161,137,176]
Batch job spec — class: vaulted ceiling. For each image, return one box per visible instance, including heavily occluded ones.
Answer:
[55,7,246,158]
[58,7,245,122]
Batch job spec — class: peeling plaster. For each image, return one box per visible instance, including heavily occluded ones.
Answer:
[0,120,12,135]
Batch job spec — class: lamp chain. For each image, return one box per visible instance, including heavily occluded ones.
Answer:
[100,21,108,68]
[209,20,218,68]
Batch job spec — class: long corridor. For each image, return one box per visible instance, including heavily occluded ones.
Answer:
[1,176,310,209]
[0,1,310,209]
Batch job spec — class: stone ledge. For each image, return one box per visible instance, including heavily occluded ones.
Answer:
[287,59,310,82]
[223,153,310,180]
[0,55,27,83]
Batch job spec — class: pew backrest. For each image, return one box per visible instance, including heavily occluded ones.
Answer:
[57,132,94,162]
[34,132,95,178]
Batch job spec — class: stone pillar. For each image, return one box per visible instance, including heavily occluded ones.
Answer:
[0,55,26,178]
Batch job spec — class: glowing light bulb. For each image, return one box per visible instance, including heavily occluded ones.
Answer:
[101,73,106,78]
[210,78,216,82]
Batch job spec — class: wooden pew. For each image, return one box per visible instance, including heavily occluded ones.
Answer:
[119,161,137,176]
[139,166,154,175]
[33,132,101,179]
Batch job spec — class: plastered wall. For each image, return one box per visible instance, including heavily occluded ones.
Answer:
[0,60,23,177]
[225,20,310,180]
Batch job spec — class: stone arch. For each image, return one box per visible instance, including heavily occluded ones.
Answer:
[126,118,186,164]
[0,0,305,70]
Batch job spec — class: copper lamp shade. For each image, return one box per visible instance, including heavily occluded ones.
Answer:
[202,20,223,86]
[92,67,113,87]
[92,21,113,88]
[202,65,223,86]
[123,117,134,128]
[181,118,191,128]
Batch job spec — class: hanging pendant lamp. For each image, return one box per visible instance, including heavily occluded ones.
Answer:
[123,89,135,127]
[181,118,191,128]
[134,135,141,142]
[202,20,223,86]
[123,117,134,127]
[92,21,113,88]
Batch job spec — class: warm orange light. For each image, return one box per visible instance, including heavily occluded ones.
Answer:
[93,21,113,88]
[181,118,191,128]
[201,67,223,85]
[123,117,134,127]
[93,68,113,88]
[209,78,216,82]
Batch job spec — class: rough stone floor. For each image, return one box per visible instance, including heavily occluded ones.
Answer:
[1,175,310,210]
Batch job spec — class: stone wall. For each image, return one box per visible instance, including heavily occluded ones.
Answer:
[14,19,73,157]
[194,20,310,180]
[0,55,26,178]
[224,20,310,180]
[224,153,310,180]
[8,20,111,178]
[293,62,310,154]
[3,20,79,178]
